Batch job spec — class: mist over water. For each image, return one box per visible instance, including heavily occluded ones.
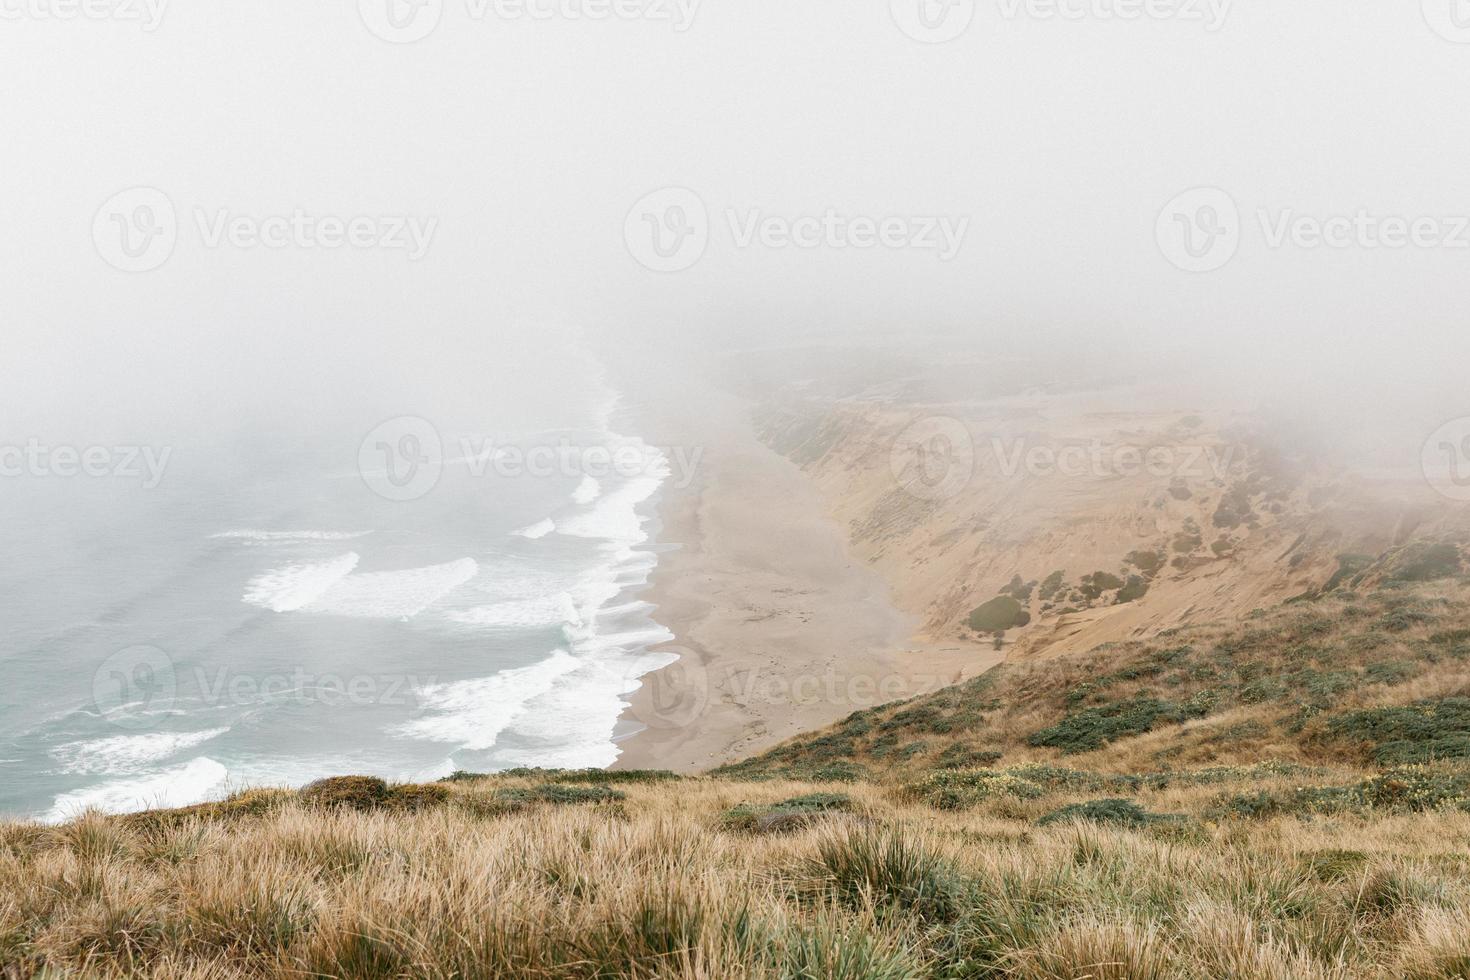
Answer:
[4,2,1470,816]
[0,335,683,819]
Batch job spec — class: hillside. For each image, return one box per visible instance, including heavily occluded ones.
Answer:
[717,539,1470,783]
[734,348,1459,666]
[9,543,1470,976]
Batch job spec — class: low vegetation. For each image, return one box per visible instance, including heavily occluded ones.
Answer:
[9,548,1470,976]
[9,765,1470,977]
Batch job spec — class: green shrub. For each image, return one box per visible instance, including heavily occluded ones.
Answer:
[1035,798,1170,829]
[1323,553,1374,593]
[1206,785,1362,820]
[1002,575,1036,602]
[722,793,856,834]
[386,784,450,812]
[1379,608,1435,633]
[1298,849,1368,882]
[1027,697,1182,754]
[1360,764,1470,811]
[299,776,390,811]
[1039,570,1067,601]
[915,764,1130,809]
[778,920,921,980]
[1125,551,1164,577]
[1390,542,1463,583]
[935,746,1003,770]
[812,830,968,922]
[1116,575,1150,604]
[531,784,625,806]
[967,595,1031,632]
[1324,698,1470,765]
[1079,572,1125,601]
[1364,660,1416,686]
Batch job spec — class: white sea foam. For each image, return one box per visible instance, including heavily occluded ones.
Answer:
[555,439,669,545]
[212,530,374,542]
[243,552,361,612]
[307,558,480,619]
[44,757,230,823]
[446,593,581,629]
[51,728,230,776]
[513,518,556,539]
[391,649,583,750]
[489,641,677,770]
[572,475,601,504]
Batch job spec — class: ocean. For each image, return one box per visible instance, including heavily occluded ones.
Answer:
[0,348,678,821]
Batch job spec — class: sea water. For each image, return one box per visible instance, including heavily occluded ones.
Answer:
[0,350,676,821]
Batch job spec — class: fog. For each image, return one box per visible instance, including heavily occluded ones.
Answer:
[3,0,1469,462]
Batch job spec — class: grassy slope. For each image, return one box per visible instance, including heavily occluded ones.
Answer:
[8,544,1470,977]
[718,541,1470,783]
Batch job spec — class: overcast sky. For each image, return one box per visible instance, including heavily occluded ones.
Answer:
[3,1,1468,457]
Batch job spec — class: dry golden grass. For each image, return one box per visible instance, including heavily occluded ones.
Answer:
[6,772,1470,978]
[11,569,1470,977]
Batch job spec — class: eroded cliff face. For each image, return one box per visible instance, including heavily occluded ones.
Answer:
[751,382,1459,661]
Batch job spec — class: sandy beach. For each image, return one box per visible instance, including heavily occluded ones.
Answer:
[613,377,988,773]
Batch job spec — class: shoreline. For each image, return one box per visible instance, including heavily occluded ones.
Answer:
[613,377,991,773]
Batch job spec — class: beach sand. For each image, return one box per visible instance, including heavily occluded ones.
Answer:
[613,380,987,773]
